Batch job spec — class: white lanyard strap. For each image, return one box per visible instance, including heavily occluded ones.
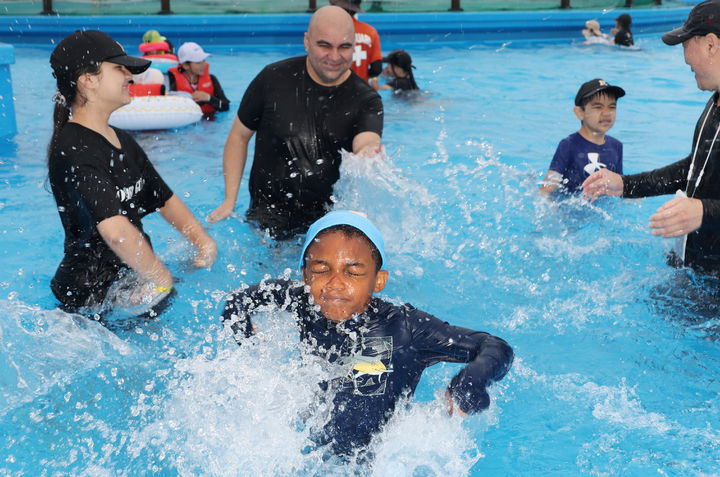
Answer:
[686,101,720,196]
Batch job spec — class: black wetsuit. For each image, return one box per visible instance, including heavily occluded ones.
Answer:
[48,123,173,309]
[237,56,384,238]
[623,94,720,274]
[221,279,513,456]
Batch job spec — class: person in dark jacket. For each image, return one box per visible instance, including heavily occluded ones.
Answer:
[221,210,513,456]
[583,0,720,275]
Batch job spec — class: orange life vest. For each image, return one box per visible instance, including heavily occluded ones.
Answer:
[168,64,216,114]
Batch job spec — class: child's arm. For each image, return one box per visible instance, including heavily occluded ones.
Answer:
[541,139,570,194]
[539,170,563,194]
[409,308,514,414]
[221,279,299,344]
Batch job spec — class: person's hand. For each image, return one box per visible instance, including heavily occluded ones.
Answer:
[649,196,703,238]
[582,169,623,202]
[192,90,211,103]
[207,200,235,224]
[355,144,384,158]
[445,389,467,418]
[193,236,218,268]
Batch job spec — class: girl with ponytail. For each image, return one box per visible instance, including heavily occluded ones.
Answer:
[48,30,217,316]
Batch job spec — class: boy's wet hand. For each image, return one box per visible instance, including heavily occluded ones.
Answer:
[445,389,467,418]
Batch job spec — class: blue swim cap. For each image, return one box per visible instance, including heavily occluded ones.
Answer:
[299,210,387,270]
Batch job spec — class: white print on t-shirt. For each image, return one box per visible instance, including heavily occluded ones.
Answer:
[355,32,372,47]
[353,44,367,67]
[583,152,607,175]
[116,177,146,203]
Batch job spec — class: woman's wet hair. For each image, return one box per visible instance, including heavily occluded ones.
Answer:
[47,62,102,161]
[303,224,383,271]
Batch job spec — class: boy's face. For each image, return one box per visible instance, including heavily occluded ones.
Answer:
[302,230,388,322]
[574,93,617,136]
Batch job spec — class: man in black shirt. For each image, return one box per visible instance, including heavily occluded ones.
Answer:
[208,5,383,238]
[583,0,720,275]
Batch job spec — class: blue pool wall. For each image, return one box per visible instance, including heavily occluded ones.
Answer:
[0,7,693,138]
[0,43,16,139]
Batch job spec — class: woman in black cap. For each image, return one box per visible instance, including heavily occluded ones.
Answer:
[48,30,217,315]
[374,49,419,92]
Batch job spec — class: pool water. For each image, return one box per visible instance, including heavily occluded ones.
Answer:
[1,36,719,475]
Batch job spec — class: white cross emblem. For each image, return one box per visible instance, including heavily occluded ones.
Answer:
[583,152,607,175]
[353,44,367,67]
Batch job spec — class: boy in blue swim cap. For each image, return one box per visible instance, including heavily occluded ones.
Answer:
[540,78,625,195]
[221,210,513,456]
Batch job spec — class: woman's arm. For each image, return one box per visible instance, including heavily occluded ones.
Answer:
[97,215,173,288]
[158,194,218,268]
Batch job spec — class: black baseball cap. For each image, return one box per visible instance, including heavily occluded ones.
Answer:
[574,78,625,106]
[50,30,150,82]
[662,0,720,45]
[383,49,414,71]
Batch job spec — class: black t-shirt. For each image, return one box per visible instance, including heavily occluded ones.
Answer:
[614,30,634,47]
[48,122,173,308]
[237,56,383,236]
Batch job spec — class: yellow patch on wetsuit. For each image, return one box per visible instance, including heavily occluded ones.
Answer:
[353,361,387,373]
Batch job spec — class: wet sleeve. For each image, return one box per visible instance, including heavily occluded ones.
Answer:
[206,75,230,112]
[128,134,173,214]
[368,60,382,79]
[408,307,514,414]
[61,150,125,225]
[548,139,570,175]
[622,157,689,198]
[355,89,383,136]
[221,279,297,345]
[236,68,266,131]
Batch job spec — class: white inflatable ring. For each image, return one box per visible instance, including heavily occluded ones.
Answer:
[109,95,203,130]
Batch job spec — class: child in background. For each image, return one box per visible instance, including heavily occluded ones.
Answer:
[373,49,419,92]
[611,13,634,46]
[540,79,625,195]
[221,210,513,456]
[582,19,609,44]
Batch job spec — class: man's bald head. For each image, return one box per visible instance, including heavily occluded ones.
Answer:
[307,5,354,39]
[304,5,356,86]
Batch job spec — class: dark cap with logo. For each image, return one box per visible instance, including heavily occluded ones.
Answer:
[574,78,626,106]
[50,30,150,85]
[662,0,720,45]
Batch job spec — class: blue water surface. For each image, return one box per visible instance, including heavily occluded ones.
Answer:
[1,36,719,475]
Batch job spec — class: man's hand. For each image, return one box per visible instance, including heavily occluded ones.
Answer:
[582,169,623,202]
[649,196,703,238]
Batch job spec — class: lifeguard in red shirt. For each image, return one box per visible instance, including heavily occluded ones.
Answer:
[331,0,383,83]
